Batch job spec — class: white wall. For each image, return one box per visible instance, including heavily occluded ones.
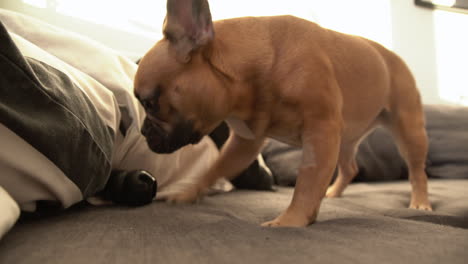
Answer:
[2,0,467,105]
[391,0,468,105]
[391,0,440,104]
[432,9,468,105]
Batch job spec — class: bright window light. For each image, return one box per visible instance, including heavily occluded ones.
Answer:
[432,0,456,7]
[22,0,164,39]
[433,9,468,106]
[21,0,392,47]
[22,0,47,9]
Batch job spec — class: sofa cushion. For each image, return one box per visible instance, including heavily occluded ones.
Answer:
[1,179,467,264]
[425,105,468,179]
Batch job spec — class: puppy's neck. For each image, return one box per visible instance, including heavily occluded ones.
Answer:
[203,37,272,122]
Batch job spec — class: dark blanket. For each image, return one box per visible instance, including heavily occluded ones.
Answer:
[263,105,468,186]
[0,21,113,198]
[1,179,467,264]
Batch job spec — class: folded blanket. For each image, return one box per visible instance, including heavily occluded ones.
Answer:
[0,187,20,239]
[0,9,226,238]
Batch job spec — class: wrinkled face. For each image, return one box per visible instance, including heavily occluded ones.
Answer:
[134,40,228,154]
[134,0,228,154]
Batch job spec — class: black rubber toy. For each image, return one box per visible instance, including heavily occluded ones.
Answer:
[101,170,157,206]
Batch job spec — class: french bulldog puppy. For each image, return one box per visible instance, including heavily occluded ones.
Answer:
[134,0,432,227]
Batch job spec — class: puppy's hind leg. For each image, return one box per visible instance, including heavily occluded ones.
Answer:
[326,143,359,198]
[383,57,432,211]
[383,109,432,211]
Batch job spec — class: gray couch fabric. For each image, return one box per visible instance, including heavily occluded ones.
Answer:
[425,105,468,179]
[1,179,467,264]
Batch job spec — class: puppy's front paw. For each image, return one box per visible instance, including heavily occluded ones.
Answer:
[410,195,432,211]
[165,186,205,204]
[261,210,312,228]
[261,217,309,228]
[261,219,283,227]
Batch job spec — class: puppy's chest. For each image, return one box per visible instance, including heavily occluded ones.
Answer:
[263,103,302,144]
[266,121,302,146]
[226,114,302,146]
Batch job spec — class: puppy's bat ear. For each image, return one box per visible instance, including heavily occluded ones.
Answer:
[164,0,214,63]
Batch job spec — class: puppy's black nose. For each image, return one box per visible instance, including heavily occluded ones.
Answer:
[102,170,157,206]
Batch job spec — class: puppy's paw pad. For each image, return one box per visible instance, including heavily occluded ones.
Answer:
[409,203,433,211]
[261,215,310,227]
[261,220,281,227]
[165,191,201,205]
[410,195,432,211]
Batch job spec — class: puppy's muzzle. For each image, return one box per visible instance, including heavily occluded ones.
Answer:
[141,117,203,154]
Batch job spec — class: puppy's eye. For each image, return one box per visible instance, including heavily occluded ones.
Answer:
[140,99,158,112]
[138,92,160,113]
[168,104,177,115]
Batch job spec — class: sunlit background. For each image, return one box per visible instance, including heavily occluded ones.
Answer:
[2,0,467,106]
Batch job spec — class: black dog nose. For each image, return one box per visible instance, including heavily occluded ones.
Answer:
[102,170,157,206]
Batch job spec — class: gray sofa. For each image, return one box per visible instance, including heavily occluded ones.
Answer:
[1,179,467,264]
